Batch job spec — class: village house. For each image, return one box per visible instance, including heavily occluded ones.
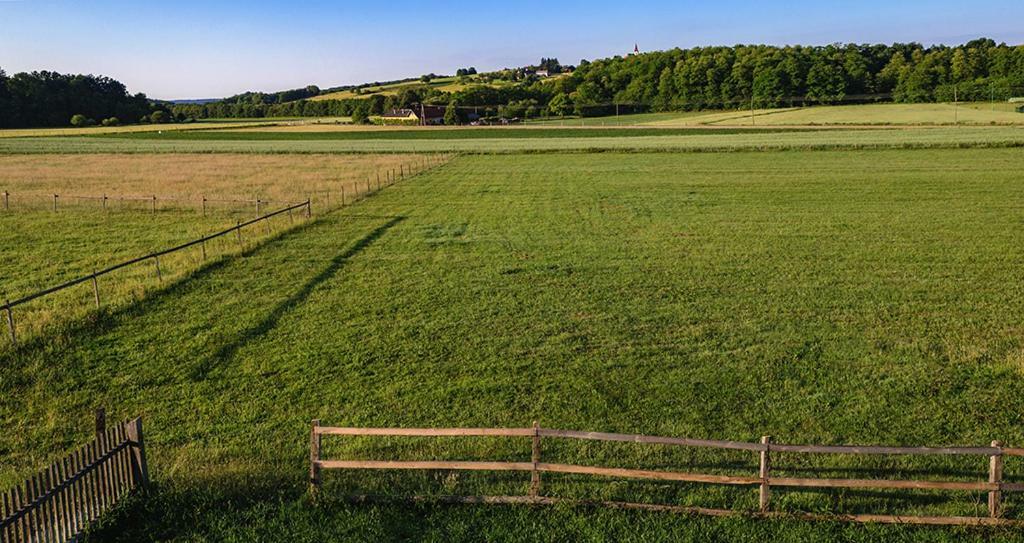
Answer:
[379,105,445,125]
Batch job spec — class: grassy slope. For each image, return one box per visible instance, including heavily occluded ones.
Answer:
[310,77,516,102]
[2,126,1024,154]
[4,150,1024,540]
[530,103,1024,127]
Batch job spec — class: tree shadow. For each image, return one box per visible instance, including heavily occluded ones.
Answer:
[189,215,406,380]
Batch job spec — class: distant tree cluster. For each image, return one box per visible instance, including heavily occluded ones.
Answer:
[555,39,1024,113]
[0,69,164,128]
[171,39,1024,122]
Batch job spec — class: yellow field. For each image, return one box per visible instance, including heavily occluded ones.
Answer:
[0,153,422,205]
[0,118,354,138]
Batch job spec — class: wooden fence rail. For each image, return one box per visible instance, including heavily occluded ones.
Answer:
[311,423,1024,527]
[1,410,149,543]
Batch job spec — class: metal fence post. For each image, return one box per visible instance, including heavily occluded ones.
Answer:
[151,195,156,214]
[153,256,162,282]
[53,194,58,212]
[2,191,8,211]
[759,436,772,513]
[306,200,311,218]
[235,221,243,249]
[201,197,207,217]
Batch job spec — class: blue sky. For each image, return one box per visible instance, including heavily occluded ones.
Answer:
[1,0,1022,99]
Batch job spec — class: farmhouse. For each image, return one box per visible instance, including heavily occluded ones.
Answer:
[380,105,445,125]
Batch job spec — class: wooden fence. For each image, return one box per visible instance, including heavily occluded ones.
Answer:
[310,422,1024,526]
[1,410,149,542]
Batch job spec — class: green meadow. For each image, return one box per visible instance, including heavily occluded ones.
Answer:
[4,149,1024,541]
[2,126,1024,154]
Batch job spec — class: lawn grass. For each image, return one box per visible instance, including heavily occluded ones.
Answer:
[4,149,1024,540]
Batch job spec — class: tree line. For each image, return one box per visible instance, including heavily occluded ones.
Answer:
[170,39,1024,123]
[0,69,173,128]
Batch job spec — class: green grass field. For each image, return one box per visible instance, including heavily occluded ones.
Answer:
[3,126,1024,154]
[5,149,1024,541]
[530,103,1024,127]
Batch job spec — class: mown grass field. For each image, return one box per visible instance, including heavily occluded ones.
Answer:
[4,149,1024,541]
[530,103,1024,127]
[3,126,1024,155]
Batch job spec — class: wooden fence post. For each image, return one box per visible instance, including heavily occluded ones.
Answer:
[264,215,271,235]
[256,199,261,217]
[153,256,162,282]
[530,421,541,499]
[151,196,156,214]
[91,270,101,309]
[201,238,207,261]
[306,200,311,218]
[95,408,106,437]
[3,191,8,211]
[990,440,1003,517]
[759,435,772,513]
[376,172,380,188]
[53,194,58,212]
[4,300,14,346]
[102,194,108,211]
[125,417,150,490]
[310,419,322,496]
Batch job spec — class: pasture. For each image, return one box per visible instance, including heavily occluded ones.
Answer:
[4,148,1024,541]
[3,125,1024,155]
[0,153,433,346]
[529,102,1024,127]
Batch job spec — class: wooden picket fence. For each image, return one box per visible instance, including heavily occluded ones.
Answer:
[1,410,149,542]
[310,422,1024,526]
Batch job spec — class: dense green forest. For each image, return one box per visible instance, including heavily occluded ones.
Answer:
[173,38,1024,121]
[0,69,170,128]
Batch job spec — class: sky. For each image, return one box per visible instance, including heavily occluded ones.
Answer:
[1,0,1022,100]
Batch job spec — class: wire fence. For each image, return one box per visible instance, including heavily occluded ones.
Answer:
[1,154,450,349]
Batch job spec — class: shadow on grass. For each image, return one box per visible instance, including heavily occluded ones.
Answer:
[190,215,405,380]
